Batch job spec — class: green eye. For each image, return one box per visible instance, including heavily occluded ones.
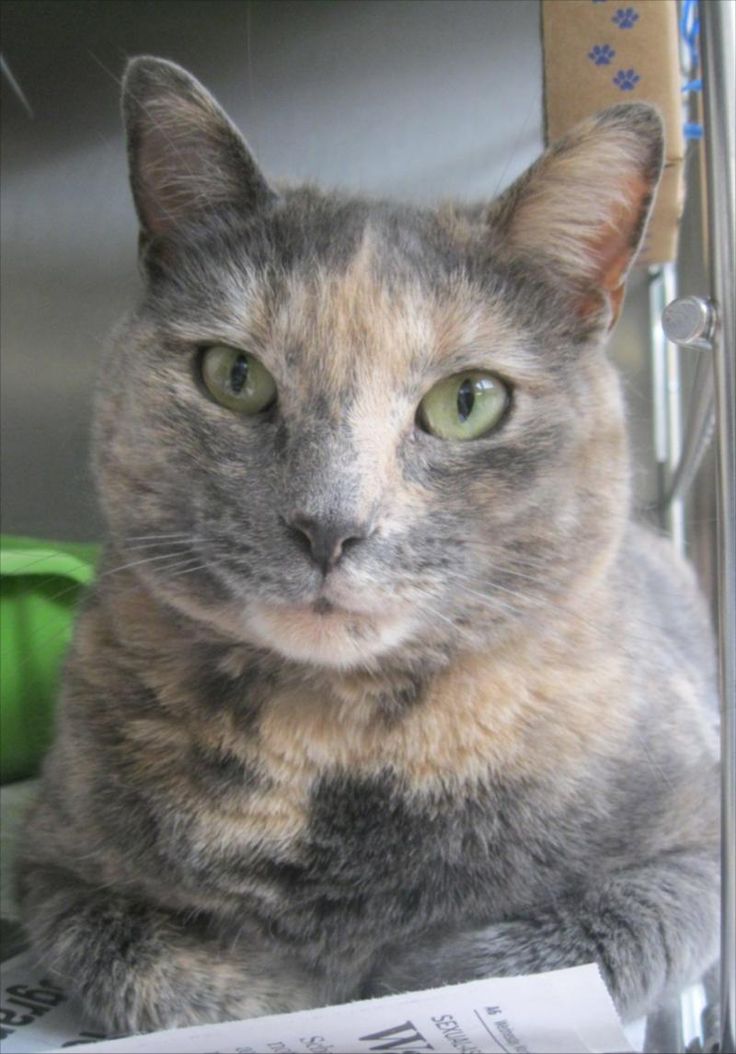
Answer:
[418,370,509,440]
[201,345,276,415]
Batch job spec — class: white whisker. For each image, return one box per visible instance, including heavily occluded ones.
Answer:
[166,561,210,577]
[121,539,203,552]
[100,551,204,577]
[124,531,198,542]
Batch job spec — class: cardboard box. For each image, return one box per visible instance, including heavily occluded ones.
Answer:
[541,0,685,264]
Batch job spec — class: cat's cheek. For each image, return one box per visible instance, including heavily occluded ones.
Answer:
[243,602,419,667]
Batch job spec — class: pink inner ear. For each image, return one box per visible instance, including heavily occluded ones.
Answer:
[137,136,170,236]
[580,173,651,325]
[137,124,209,237]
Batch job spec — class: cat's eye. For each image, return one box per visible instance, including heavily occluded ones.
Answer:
[200,345,277,415]
[417,370,509,440]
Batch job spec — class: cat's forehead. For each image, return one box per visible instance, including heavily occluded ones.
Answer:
[260,210,530,392]
[159,194,549,396]
[274,224,430,384]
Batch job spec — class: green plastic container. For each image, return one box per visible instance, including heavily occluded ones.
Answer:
[0,536,99,784]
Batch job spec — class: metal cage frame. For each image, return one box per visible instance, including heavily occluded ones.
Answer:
[657,2,735,1051]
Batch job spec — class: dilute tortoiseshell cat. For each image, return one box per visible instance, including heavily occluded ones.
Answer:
[17,57,719,1033]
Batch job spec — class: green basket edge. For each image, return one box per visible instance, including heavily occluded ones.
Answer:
[0,535,100,585]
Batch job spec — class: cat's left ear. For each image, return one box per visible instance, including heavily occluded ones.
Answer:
[491,104,664,327]
[122,56,276,240]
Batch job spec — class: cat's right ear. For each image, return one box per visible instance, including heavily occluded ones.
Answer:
[122,56,276,243]
[489,104,664,328]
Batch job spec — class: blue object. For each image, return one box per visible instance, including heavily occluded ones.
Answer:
[588,44,616,66]
[684,122,704,140]
[612,7,640,29]
[680,0,700,66]
[613,68,641,91]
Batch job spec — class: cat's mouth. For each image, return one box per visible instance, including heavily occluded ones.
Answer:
[242,594,418,668]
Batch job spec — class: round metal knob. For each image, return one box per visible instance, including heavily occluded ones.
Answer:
[662,296,715,350]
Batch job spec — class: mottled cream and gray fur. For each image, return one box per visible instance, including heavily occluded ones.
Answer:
[17,57,719,1033]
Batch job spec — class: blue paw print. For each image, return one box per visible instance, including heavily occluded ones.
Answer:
[612,6,640,28]
[588,43,616,65]
[613,68,641,90]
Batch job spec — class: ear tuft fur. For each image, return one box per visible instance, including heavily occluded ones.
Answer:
[122,56,275,238]
[491,103,664,323]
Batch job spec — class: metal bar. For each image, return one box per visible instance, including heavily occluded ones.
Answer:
[661,341,714,507]
[650,267,672,530]
[649,266,685,551]
[659,295,716,518]
[700,2,736,1052]
[663,263,685,550]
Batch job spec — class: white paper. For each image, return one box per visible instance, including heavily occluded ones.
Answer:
[0,952,107,1052]
[0,951,636,1054]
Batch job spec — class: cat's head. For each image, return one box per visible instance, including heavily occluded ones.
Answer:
[94,56,662,671]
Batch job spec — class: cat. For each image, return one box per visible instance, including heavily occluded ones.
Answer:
[16,56,719,1035]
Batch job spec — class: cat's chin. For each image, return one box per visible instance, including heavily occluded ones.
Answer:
[243,600,417,668]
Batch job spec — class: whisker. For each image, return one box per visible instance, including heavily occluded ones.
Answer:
[406,587,458,630]
[4,555,215,686]
[120,539,203,552]
[100,550,204,578]
[407,580,524,632]
[16,550,205,616]
[445,569,611,642]
[165,561,210,578]
[0,53,35,119]
[124,532,198,542]
[490,570,617,633]
[442,573,528,610]
[456,578,555,614]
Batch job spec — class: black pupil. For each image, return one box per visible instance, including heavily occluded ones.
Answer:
[229,354,249,394]
[457,378,475,421]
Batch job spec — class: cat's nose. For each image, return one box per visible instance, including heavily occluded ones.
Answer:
[285,513,370,575]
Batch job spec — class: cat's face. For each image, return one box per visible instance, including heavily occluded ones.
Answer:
[94,58,662,671]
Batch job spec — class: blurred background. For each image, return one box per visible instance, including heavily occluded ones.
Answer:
[0,0,714,580]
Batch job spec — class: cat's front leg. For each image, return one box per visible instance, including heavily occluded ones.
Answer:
[18,863,321,1033]
[366,851,719,1021]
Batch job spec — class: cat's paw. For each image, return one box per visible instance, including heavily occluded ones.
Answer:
[365,917,586,998]
[86,949,319,1033]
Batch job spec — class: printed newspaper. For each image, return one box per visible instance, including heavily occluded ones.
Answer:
[0,951,637,1054]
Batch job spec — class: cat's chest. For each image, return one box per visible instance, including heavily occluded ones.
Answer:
[173,760,573,951]
[154,652,614,936]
